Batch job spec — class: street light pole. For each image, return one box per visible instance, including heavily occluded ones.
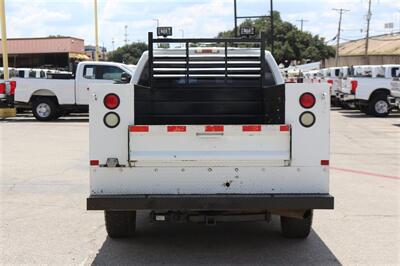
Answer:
[0,0,9,80]
[94,0,99,61]
[153,18,160,28]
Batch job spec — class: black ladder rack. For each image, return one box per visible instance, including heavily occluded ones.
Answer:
[147,32,267,89]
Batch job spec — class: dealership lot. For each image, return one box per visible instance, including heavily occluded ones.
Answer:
[0,110,399,265]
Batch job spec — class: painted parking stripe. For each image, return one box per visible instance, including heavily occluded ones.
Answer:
[331,167,400,181]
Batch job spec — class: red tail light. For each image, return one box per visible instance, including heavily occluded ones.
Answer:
[104,93,120,109]
[10,80,16,95]
[299,92,316,109]
[351,80,358,94]
[0,83,5,94]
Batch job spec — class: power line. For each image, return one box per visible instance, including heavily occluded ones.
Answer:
[333,8,350,67]
[296,19,309,31]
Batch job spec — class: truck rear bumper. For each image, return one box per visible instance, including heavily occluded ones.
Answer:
[87,194,334,211]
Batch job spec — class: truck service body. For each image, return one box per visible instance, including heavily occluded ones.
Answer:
[13,61,134,121]
[87,34,333,238]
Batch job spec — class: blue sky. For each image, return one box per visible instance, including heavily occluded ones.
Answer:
[5,0,400,51]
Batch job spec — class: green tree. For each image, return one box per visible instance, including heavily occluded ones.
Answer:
[217,11,335,65]
[107,42,148,64]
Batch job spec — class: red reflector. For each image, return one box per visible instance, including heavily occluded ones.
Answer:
[280,125,290,132]
[205,125,224,132]
[104,93,120,109]
[321,160,330,166]
[167,126,187,132]
[10,81,16,95]
[130,125,149,132]
[0,83,5,94]
[243,125,261,132]
[299,92,316,109]
[90,160,99,166]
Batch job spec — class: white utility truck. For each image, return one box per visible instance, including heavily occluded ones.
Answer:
[87,33,334,239]
[322,67,349,106]
[389,75,400,111]
[338,65,400,116]
[14,61,134,121]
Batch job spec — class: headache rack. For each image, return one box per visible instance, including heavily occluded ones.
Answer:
[147,32,268,88]
[134,32,285,125]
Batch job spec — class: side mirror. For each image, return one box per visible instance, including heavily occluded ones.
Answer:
[120,72,131,83]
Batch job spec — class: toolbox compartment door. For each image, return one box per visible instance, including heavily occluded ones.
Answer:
[128,124,291,167]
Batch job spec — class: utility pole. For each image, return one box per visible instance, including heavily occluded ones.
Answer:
[296,19,309,31]
[364,0,372,65]
[94,0,99,61]
[0,0,9,80]
[112,38,115,52]
[234,0,238,37]
[270,0,274,56]
[333,8,350,67]
[124,25,128,45]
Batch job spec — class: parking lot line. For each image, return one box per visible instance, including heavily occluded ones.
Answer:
[331,166,400,180]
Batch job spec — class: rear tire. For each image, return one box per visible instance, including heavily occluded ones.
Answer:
[105,211,136,238]
[368,92,389,117]
[32,97,59,121]
[280,210,313,239]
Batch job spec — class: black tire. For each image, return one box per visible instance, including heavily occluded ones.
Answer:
[32,97,59,121]
[367,92,390,117]
[105,211,136,238]
[280,210,313,239]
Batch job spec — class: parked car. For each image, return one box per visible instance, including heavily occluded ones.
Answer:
[13,61,135,121]
[86,33,334,239]
[338,65,400,116]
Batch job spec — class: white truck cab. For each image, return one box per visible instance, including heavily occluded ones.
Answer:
[338,64,400,116]
[87,33,334,239]
[14,61,134,121]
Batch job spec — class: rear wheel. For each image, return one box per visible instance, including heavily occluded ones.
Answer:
[32,97,59,121]
[368,92,389,117]
[280,210,313,239]
[105,211,136,238]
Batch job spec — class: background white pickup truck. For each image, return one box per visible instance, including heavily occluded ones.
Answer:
[14,61,134,121]
[339,64,400,117]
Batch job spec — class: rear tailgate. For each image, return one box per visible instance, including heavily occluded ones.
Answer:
[129,124,291,167]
